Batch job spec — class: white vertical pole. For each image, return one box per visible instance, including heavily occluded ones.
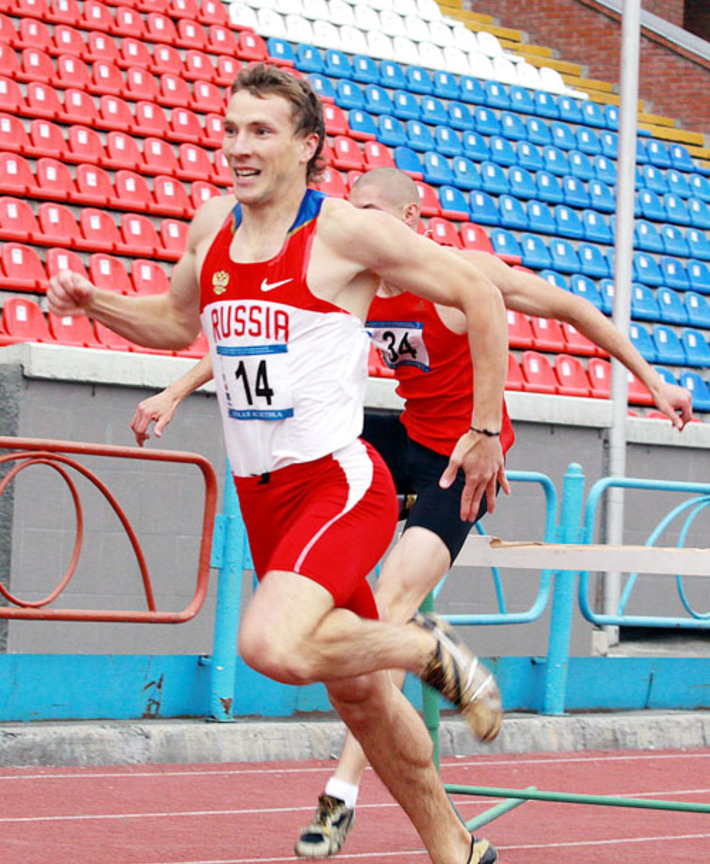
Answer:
[604,0,642,648]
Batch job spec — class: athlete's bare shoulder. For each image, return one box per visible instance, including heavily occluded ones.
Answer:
[316,196,408,262]
[187,193,237,252]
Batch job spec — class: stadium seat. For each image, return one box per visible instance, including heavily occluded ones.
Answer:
[434,126,463,157]
[351,54,379,85]
[555,353,592,397]
[630,283,660,321]
[119,213,160,256]
[1,296,52,344]
[420,95,447,125]
[509,85,535,115]
[536,171,564,204]
[520,233,552,270]
[684,292,710,328]
[681,328,710,367]
[37,201,82,247]
[482,80,510,111]
[94,321,134,351]
[461,131,490,163]
[490,228,522,261]
[363,140,395,170]
[480,161,509,195]
[0,195,40,242]
[414,180,440,216]
[313,165,347,198]
[450,156,480,190]
[579,243,611,278]
[660,256,689,290]
[678,371,710,412]
[517,141,545,173]
[554,204,584,239]
[521,351,558,394]
[531,316,565,352]
[635,220,664,253]
[0,76,27,115]
[569,273,603,309]
[458,75,485,105]
[78,207,121,252]
[690,173,710,202]
[688,260,710,294]
[651,324,684,365]
[589,179,615,213]
[433,69,459,99]
[472,106,500,137]
[587,357,612,398]
[427,216,461,247]
[541,269,569,291]
[549,238,580,274]
[660,224,690,258]
[169,107,204,144]
[348,109,377,141]
[508,167,536,200]
[633,251,664,287]
[363,84,393,115]
[562,321,601,357]
[562,175,590,208]
[469,190,499,226]
[423,152,455,188]
[131,258,170,295]
[294,43,324,74]
[499,195,528,230]
[664,193,691,226]
[48,312,101,348]
[506,309,535,348]
[0,242,47,292]
[582,209,613,244]
[394,146,424,179]
[569,150,595,181]
[689,197,710,230]
[0,152,37,197]
[505,352,525,391]
[331,135,364,171]
[687,228,710,262]
[489,136,517,167]
[459,222,494,253]
[89,252,133,294]
[25,81,63,120]
[152,175,191,218]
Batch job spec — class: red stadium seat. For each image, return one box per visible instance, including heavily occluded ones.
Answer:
[78,207,121,252]
[124,65,159,102]
[94,321,134,351]
[459,221,494,253]
[562,321,602,357]
[587,357,611,399]
[84,30,120,65]
[363,140,395,170]
[159,218,188,258]
[150,43,185,76]
[323,103,349,137]
[313,166,347,198]
[89,252,133,294]
[74,164,115,206]
[198,0,229,25]
[176,17,208,51]
[505,352,525,391]
[626,370,654,406]
[554,353,592,397]
[37,201,81,246]
[184,49,216,82]
[0,43,20,82]
[332,136,364,171]
[25,81,63,120]
[168,0,199,19]
[120,37,152,69]
[0,114,30,155]
[169,107,204,144]
[59,87,99,126]
[145,12,179,44]
[211,149,231,187]
[176,142,213,181]
[133,100,170,137]
[345,169,363,189]
[66,124,104,165]
[17,48,56,85]
[55,53,91,89]
[0,196,40,242]
[52,24,86,57]
[103,130,143,171]
[131,258,170,294]
[97,96,135,133]
[214,54,240,86]
[0,152,37,196]
[521,350,558,394]
[119,213,160,255]
[27,119,67,160]
[90,60,126,97]
[0,243,48,292]
[142,136,180,176]
[1,297,52,344]
[47,0,81,26]
[158,72,193,108]
[152,175,191,217]
[203,112,224,146]
[190,179,220,211]
[113,5,146,38]
[191,78,225,113]
[0,13,17,46]
[14,0,50,19]
[506,309,535,349]
[16,17,52,51]
[428,216,462,248]
[113,169,153,211]
[531,316,566,352]
[0,76,27,114]
[35,157,77,202]
[207,24,238,56]
[237,29,268,61]
[48,312,101,347]
[415,181,441,217]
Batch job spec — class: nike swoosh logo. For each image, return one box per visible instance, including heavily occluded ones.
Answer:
[260,278,293,292]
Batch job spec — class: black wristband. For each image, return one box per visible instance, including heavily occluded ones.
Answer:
[469,425,501,437]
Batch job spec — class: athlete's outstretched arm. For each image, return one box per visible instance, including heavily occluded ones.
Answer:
[461,251,693,430]
[132,354,214,446]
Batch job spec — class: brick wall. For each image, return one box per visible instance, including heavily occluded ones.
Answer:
[469,0,709,134]
[644,0,684,29]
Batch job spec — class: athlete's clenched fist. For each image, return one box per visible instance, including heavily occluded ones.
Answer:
[47,269,97,317]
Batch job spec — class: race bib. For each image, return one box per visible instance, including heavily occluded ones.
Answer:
[216,344,293,421]
[366,320,430,372]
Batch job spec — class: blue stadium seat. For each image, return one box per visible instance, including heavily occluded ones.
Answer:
[664,193,691,226]
[351,54,379,85]
[580,100,607,128]
[638,190,666,222]
[459,75,485,105]
[469,190,499,225]
[335,80,364,110]
[490,227,522,259]
[324,49,353,79]
[570,273,603,309]
[393,90,420,120]
[521,233,553,269]
[666,169,692,199]
[527,200,557,234]
[406,65,433,95]
[660,224,690,257]
[509,166,537,199]
[480,161,510,195]
[689,197,710,229]
[554,204,584,239]
[600,131,618,158]
[489,136,517,167]
[639,164,668,194]
[670,143,695,172]
[574,128,601,158]
[434,125,462,157]
[685,291,710,328]
[433,70,459,100]
[562,174,590,208]
[629,322,657,362]
[655,366,679,386]
[593,155,617,185]
[657,287,687,325]
[652,324,685,365]
[569,150,595,180]
[525,117,551,146]
[406,120,435,152]
[423,150,453,185]
[633,251,664,286]
[646,139,672,168]
[599,279,615,314]
[295,44,324,74]
[630,283,660,321]
[660,256,690,290]
[688,228,710,261]
[509,85,535,114]
[635,137,650,164]
[557,95,583,124]
[582,209,613,244]
[533,90,559,119]
[550,121,576,151]
[589,179,616,213]
[678,371,710,411]
[517,141,544,172]
[603,104,620,129]
[348,109,378,140]
[451,156,481,190]
[378,115,407,148]
[578,242,610,277]
[635,220,664,253]
[541,269,569,291]
[420,96,448,125]
[499,194,528,230]
[462,131,490,162]
[363,84,394,115]
[690,173,710,202]
[536,171,564,204]
[500,111,527,141]
[438,185,470,219]
[379,60,406,90]
[471,107,501,137]
[308,73,335,102]
[549,238,580,273]
[448,101,474,131]
[394,146,424,178]
[483,81,510,110]
[542,145,570,176]
[688,259,710,294]
[267,38,296,66]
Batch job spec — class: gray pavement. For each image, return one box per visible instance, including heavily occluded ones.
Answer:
[0,710,708,767]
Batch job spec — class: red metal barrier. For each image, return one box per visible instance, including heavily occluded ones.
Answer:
[0,437,218,623]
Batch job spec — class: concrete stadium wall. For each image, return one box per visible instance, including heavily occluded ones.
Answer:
[2,345,709,661]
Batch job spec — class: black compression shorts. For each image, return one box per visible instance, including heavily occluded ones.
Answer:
[361,412,493,565]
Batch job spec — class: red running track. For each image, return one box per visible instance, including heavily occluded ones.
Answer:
[1,748,709,863]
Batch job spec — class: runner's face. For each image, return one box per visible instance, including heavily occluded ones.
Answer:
[222,90,317,204]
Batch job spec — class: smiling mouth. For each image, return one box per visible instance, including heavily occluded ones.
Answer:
[233,168,260,178]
